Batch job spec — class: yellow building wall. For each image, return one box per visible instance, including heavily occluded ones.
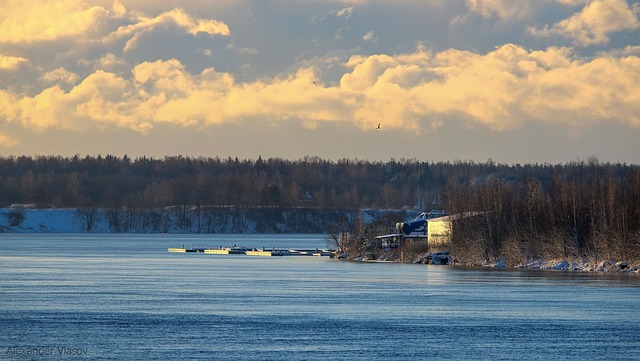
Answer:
[427,219,451,249]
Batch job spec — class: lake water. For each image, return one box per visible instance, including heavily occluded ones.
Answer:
[1,234,638,360]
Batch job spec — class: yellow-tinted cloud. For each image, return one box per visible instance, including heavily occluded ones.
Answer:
[414,45,639,130]
[529,0,640,46]
[0,0,230,46]
[6,70,145,132]
[0,55,29,70]
[0,0,110,43]
[42,67,79,85]
[524,54,640,127]
[109,8,230,53]
[0,90,20,121]
[112,0,127,17]
[1,46,638,136]
[465,0,532,19]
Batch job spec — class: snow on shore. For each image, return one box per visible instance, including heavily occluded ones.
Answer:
[517,259,639,274]
[0,207,224,233]
[486,258,639,274]
[0,207,264,234]
[0,208,106,233]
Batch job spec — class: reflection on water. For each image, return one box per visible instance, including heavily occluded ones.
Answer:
[1,234,639,360]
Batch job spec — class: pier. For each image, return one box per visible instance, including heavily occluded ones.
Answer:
[168,246,335,257]
[167,247,208,253]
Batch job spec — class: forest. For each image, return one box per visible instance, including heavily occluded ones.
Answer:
[1,154,639,264]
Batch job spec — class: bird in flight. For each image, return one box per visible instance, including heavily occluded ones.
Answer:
[376,123,381,130]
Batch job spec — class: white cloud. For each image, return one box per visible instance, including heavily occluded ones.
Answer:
[529,0,640,46]
[465,0,532,20]
[336,6,355,18]
[362,31,376,42]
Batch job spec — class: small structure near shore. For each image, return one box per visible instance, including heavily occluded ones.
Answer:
[168,246,335,257]
[364,211,488,264]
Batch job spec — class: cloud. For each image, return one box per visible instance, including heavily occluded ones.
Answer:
[527,54,640,127]
[553,0,589,4]
[102,7,229,53]
[0,0,111,43]
[93,53,128,72]
[2,70,146,132]
[464,0,532,20]
[0,0,231,75]
[412,45,640,130]
[111,0,127,17]
[0,0,230,46]
[2,45,638,138]
[336,6,355,18]
[0,55,29,70]
[528,0,640,46]
[0,90,20,122]
[362,31,377,43]
[42,67,79,85]
[0,1,638,147]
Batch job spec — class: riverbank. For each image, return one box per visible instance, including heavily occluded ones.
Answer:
[513,258,639,274]
[0,207,356,234]
[454,257,640,274]
[344,250,640,274]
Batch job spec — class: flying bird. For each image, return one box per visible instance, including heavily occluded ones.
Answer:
[376,123,381,130]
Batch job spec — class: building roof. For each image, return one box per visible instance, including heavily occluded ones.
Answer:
[427,211,487,222]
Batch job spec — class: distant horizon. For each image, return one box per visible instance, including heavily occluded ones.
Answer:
[1,152,636,167]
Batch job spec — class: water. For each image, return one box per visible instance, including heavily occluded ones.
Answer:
[1,234,638,360]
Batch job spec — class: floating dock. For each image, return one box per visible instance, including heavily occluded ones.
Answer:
[203,247,251,255]
[246,249,284,256]
[169,246,335,257]
[203,249,230,254]
[168,247,208,253]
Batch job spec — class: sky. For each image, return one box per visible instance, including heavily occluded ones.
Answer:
[0,0,639,165]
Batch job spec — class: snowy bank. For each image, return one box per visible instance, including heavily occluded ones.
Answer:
[1,208,106,233]
[469,257,640,274]
[517,258,639,274]
[0,207,352,234]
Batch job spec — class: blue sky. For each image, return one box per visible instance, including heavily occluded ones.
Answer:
[1,0,639,164]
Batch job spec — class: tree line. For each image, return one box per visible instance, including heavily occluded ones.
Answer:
[1,155,638,262]
[0,154,458,209]
[445,157,640,265]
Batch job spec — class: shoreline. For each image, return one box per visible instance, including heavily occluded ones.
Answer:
[344,252,640,274]
[503,258,640,274]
